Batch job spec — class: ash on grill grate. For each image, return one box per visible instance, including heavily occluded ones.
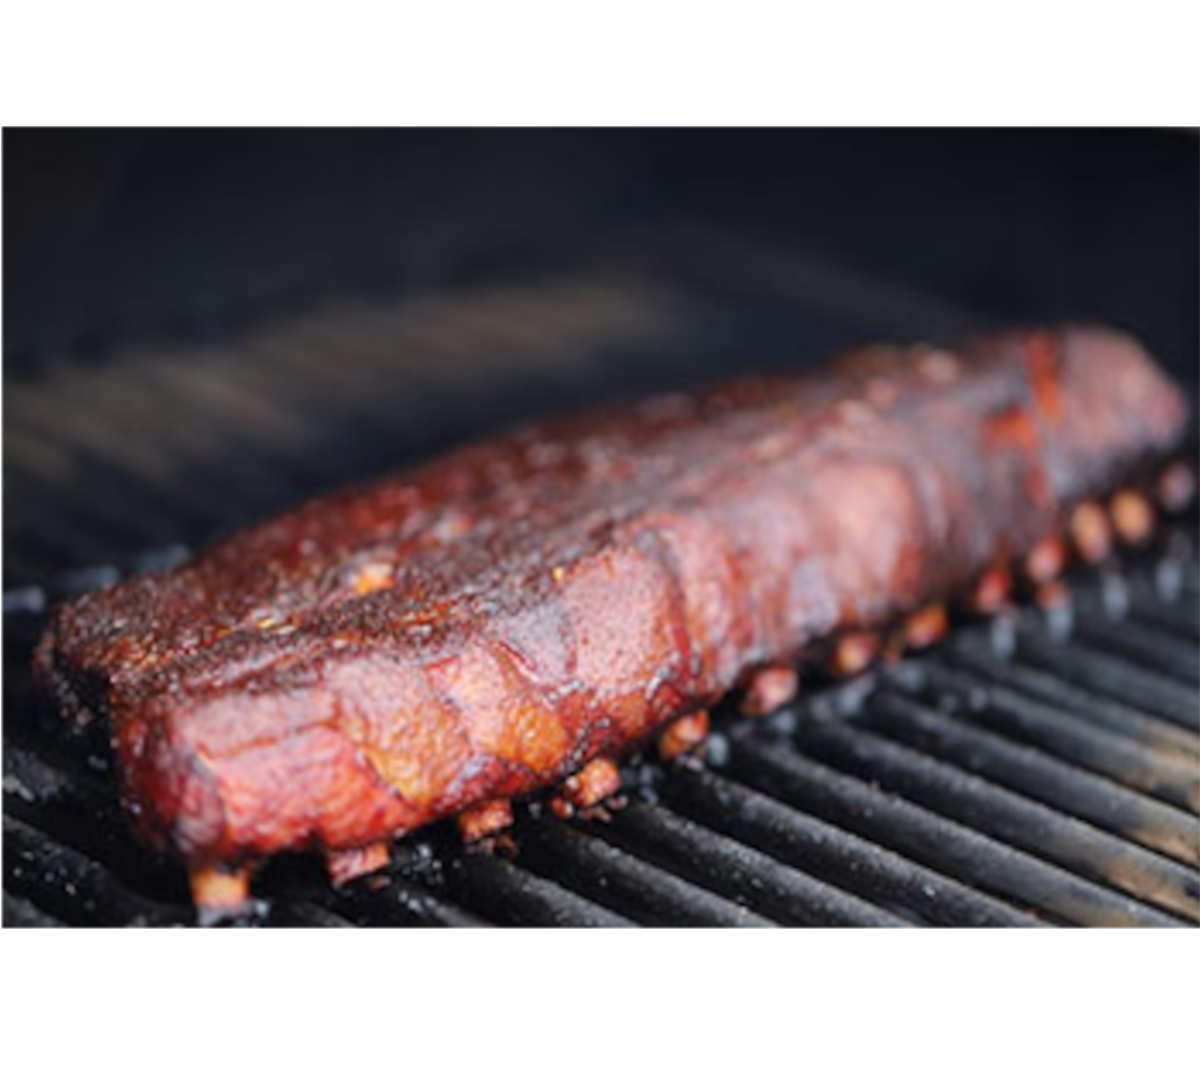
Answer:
[4,531,1198,928]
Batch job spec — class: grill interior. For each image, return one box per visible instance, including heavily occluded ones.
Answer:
[4,137,1198,927]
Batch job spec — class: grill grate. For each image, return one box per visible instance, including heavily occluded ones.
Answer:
[3,232,1197,927]
[4,540,1198,927]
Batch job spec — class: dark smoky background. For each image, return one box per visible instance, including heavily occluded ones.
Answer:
[6,129,1197,371]
[3,129,1197,580]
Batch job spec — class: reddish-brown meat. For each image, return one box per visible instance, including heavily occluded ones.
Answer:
[34,326,1189,911]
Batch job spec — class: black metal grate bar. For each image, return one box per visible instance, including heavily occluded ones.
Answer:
[1071,611,1200,685]
[787,717,1198,922]
[722,732,1187,928]
[440,853,634,928]
[580,798,908,927]
[946,638,1200,759]
[4,815,189,928]
[911,661,1200,814]
[3,890,65,928]
[1014,629,1200,732]
[655,767,1043,926]
[514,818,776,927]
[266,899,357,929]
[317,874,491,929]
[865,687,1199,866]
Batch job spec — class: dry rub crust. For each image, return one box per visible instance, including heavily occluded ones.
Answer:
[34,326,1188,884]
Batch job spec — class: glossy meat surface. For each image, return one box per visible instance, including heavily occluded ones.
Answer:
[35,326,1187,876]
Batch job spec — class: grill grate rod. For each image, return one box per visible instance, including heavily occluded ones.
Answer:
[440,853,635,928]
[316,872,490,928]
[788,717,1199,922]
[514,818,776,927]
[267,898,357,929]
[1014,628,1200,731]
[866,686,1200,866]
[4,814,188,928]
[911,661,1200,813]
[3,890,65,928]
[578,797,908,927]
[946,638,1200,759]
[657,766,1044,926]
[1071,611,1200,685]
[723,733,1186,927]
